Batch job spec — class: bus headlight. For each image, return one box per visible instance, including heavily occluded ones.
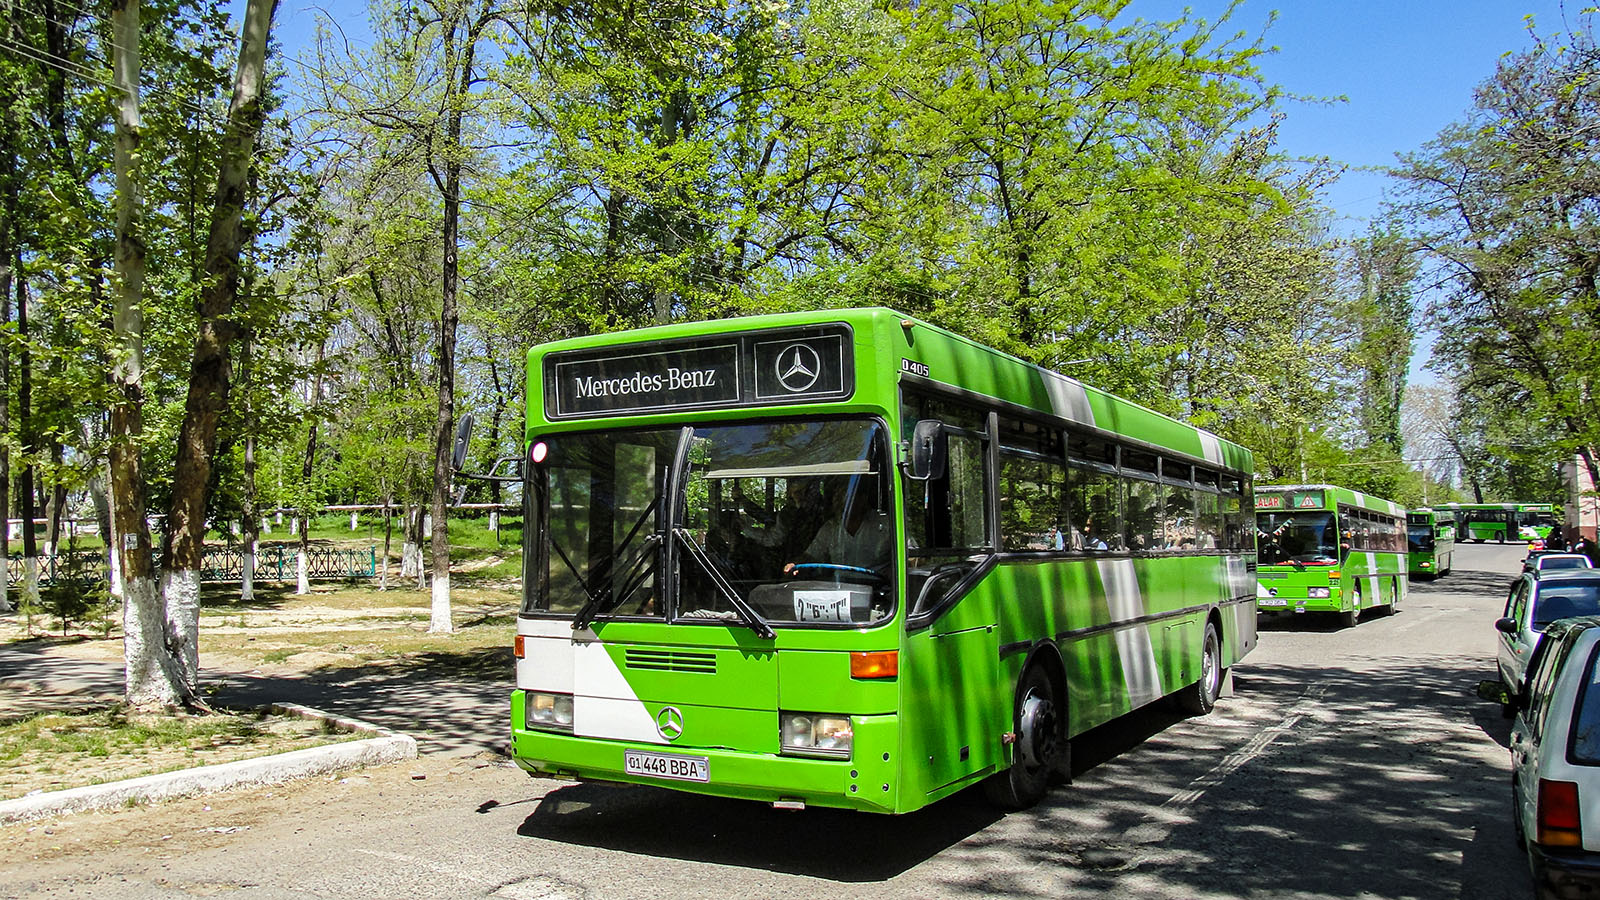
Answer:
[780,713,852,758]
[527,691,574,731]
[1308,587,1331,599]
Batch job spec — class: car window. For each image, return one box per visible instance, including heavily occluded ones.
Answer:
[1530,632,1579,742]
[1569,642,1600,765]
[1543,557,1592,571]
[1509,580,1531,624]
[1532,584,1600,629]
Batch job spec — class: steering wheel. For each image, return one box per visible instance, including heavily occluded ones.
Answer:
[788,562,886,583]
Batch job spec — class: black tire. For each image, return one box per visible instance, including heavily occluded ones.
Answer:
[1512,779,1526,849]
[982,664,1063,810]
[1177,621,1223,716]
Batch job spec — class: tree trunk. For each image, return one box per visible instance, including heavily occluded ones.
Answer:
[160,0,277,690]
[17,274,38,611]
[111,0,186,709]
[427,10,479,635]
[380,491,392,592]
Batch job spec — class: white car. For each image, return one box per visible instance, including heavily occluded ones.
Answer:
[1495,610,1600,897]
[1498,571,1600,691]
[1529,553,1597,574]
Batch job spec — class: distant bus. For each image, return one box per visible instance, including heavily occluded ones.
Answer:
[1407,508,1455,578]
[508,307,1258,813]
[1255,484,1408,626]
[1441,502,1560,543]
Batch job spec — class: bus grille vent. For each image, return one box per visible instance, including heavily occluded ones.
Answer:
[624,649,717,674]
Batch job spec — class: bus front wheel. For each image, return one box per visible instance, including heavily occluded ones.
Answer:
[983,664,1062,810]
[1177,621,1223,716]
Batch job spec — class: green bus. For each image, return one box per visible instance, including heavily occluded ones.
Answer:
[1254,485,1408,626]
[1406,508,1455,578]
[1440,502,1560,543]
[507,308,1258,814]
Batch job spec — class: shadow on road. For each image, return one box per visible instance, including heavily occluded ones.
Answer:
[517,781,1002,881]
[924,652,1523,897]
[512,635,1522,893]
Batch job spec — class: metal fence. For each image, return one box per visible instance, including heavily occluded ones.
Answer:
[6,545,380,587]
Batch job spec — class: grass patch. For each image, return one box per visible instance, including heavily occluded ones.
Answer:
[0,706,361,801]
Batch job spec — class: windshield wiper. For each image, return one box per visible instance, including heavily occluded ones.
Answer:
[672,527,775,639]
[570,496,661,630]
[558,540,611,631]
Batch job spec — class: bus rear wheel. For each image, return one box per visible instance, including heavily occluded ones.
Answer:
[983,664,1062,810]
[1177,621,1223,716]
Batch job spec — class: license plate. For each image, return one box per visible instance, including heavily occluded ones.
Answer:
[1258,598,1287,607]
[624,750,709,783]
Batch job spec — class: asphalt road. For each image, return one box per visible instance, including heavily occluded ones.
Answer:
[0,543,1534,899]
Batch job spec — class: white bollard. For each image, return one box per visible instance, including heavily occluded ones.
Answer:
[289,518,298,536]
[351,511,359,531]
[489,510,499,533]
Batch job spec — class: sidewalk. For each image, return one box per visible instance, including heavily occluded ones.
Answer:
[0,638,510,758]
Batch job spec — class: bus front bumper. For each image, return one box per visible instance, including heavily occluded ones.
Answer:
[1255,586,1344,614]
[510,691,903,813]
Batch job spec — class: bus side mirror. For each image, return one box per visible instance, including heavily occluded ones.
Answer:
[452,413,475,472]
[906,419,948,482]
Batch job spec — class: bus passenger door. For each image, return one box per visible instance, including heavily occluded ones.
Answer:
[899,403,1004,801]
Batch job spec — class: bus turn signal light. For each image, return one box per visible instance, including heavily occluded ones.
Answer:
[514,634,526,659]
[851,651,898,678]
[1539,779,1583,847]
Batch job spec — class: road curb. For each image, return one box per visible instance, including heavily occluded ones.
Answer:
[0,703,418,826]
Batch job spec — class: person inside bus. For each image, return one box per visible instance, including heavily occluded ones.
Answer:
[783,480,893,577]
[1080,517,1109,551]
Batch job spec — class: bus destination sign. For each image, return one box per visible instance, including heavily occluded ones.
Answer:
[547,326,853,419]
[1256,491,1325,510]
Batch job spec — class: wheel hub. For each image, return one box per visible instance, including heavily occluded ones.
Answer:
[1018,689,1057,769]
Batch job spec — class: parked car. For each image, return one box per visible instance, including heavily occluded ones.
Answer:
[1528,553,1598,575]
[1497,571,1600,690]
[1485,616,1600,898]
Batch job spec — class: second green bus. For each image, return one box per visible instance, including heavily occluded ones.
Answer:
[1255,484,1408,626]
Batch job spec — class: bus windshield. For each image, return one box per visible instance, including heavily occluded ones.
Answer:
[1408,524,1434,553]
[1256,512,1339,565]
[531,419,894,626]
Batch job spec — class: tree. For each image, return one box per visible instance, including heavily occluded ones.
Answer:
[1393,13,1600,494]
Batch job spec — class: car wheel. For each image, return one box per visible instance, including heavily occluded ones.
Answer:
[1512,778,1526,849]
[1177,621,1223,716]
[983,664,1062,810]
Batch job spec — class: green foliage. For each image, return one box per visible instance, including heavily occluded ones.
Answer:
[1393,13,1600,496]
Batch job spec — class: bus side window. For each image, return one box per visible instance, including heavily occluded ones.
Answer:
[901,391,990,555]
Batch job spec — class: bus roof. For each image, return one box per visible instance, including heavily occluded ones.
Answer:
[526,307,1253,474]
[1255,483,1406,517]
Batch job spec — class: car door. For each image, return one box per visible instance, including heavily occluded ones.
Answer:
[1512,627,1570,841]
[1501,577,1535,687]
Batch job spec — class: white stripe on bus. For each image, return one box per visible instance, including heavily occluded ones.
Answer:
[1099,558,1164,709]
[1041,370,1095,426]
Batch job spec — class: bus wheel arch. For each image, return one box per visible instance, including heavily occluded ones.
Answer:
[1177,616,1224,716]
[983,644,1067,810]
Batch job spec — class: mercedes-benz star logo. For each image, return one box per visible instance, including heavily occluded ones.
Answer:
[776,343,821,393]
[655,706,684,742]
